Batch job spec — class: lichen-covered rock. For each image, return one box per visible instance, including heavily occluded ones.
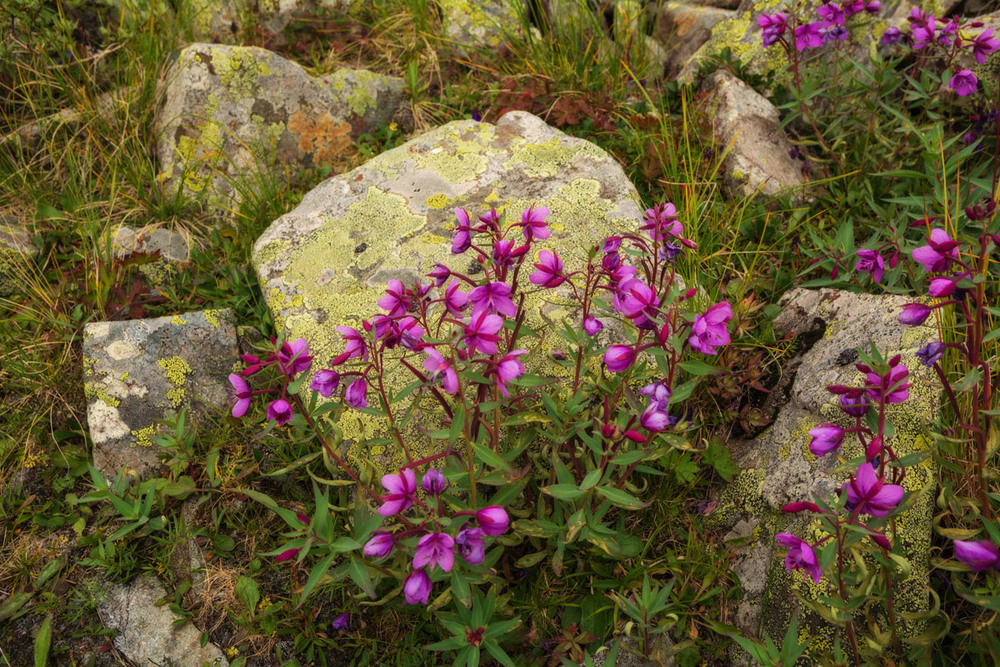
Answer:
[714,288,938,659]
[0,216,39,298]
[702,70,807,200]
[84,309,238,478]
[440,0,521,57]
[97,574,229,666]
[186,0,364,45]
[114,226,191,263]
[655,2,735,79]
[155,44,406,211]
[252,110,643,469]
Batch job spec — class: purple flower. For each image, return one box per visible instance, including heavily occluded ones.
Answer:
[640,405,670,432]
[640,203,682,242]
[452,208,472,254]
[843,0,866,15]
[602,236,622,253]
[855,249,885,282]
[455,526,486,565]
[427,262,451,287]
[808,423,844,456]
[949,70,979,97]
[881,26,902,44]
[496,350,527,398]
[277,339,313,377]
[330,612,349,630]
[916,342,945,367]
[954,540,1000,571]
[912,228,959,272]
[939,17,958,46]
[476,506,509,536]
[866,364,910,404]
[464,309,504,355]
[795,22,826,50]
[310,369,341,398]
[640,381,672,410]
[378,279,411,317]
[864,0,880,13]
[826,25,849,41]
[275,547,300,563]
[492,238,517,269]
[378,469,417,516]
[758,12,788,46]
[898,303,931,326]
[413,532,455,573]
[911,10,936,49]
[345,377,368,408]
[521,206,551,241]
[604,345,636,372]
[618,278,660,329]
[267,399,293,425]
[363,531,395,558]
[688,301,733,355]
[421,468,448,495]
[468,281,517,317]
[583,316,603,336]
[844,462,904,517]
[336,326,368,362]
[776,534,823,584]
[443,279,468,316]
[970,28,1000,64]
[840,392,870,417]
[529,250,565,288]
[423,348,459,394]
[228,374,252,418]
[403,570,432,605]
[817,3,845,27]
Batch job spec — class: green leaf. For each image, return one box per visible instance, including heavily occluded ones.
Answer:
[483,640,516,666]
[426,636,469,651]
[543,484,586,501]
[579,468,603,490]
[679,360,720,376]
[297,552,336,607]
[472,443,512,473]
[34,615,51,667]
[349,558,376,599]
[236,576,260,614]
[515,551,549,568]
[0,593,32,623]
[595,486,647,510]
[330,537,362,552]
[161,476,197,499]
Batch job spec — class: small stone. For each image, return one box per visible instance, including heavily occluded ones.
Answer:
[97,574,229,666]
[113,227,191,263]
[84,309,238,478]
[702,71,807,201]
[655,2,735,80]
[441,0,521,58]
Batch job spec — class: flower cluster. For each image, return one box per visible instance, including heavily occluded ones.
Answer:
[227,338,315,425]
[758,1,881,52]
[898,227,963,327]
[365,467,509,604]
[778,354,910,583]
[881,9,999,97]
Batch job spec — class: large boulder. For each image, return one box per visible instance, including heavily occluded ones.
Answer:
[702,70,807,200]
[252,110,644,468]
[714,288,938,658]
[84,309,238,478]
[155,44,407,211]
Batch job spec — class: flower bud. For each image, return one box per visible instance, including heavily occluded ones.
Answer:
[782,502,821,513]
[275,548,300,563]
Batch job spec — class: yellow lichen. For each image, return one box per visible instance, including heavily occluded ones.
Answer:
[157,356,192,408]
[130,425,156,448]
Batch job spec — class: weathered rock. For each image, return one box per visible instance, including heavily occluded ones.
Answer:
[97,574,229,666]
[252,110,643,467]
[702,70,807,200]
[84,309,238,478]
[114,226,191,263]
[0,216,39,298]
[441,0,521,57]
[655,2,735,79]
[155,44,406,211]
[186,0,364,45]
[714,288,938,658]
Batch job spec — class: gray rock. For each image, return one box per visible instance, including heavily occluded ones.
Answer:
[252,110,643,468]
[114,226,191,263]
[155,44,407,211]
[441,0,522,57]
[186,0,363,45]
[655,2,735,79]
[702,70,807,200]
[0,216,39,298]
[97,574,229,666]
[713,288,938,659]
[84,309,238,478]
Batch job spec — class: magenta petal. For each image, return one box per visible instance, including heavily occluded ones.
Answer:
[233,398,251,418]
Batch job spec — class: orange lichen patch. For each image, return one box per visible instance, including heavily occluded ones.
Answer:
[288,110,353,165]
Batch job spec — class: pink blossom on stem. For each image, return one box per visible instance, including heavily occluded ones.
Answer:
[443,279,469,316]
[496,350,527,397]
[403,570,432,605]
[413,532,455,573]
[521,206,551,241]
[898,303,931,326]
[529,249,565,288]
[423,348,459,394]
[275,547,300,563]
[469,281,517,317]
[776,534,823,584]
[844,462,904,517]
[953,539,1000,571]
[363,532,395,558]
[866,363,910,404]
[345,377,368,408]
[949,70,979,97]
[603,345,636,372]
[421,468,448,495]
[808,423,844,456]
[970,28,1000,63]
[336,326,368,362]
[476,506,510,536]
[583,316,603,336]
[378,469,417,516]
[855,249,885,282]
[228,374,252,418]
[688,301,733,355]
[378,279,411,317]
[310,369,341,398]
[463,309,504,355]
[452,208,472,254]
[456,526,486,565]
[912,228,959,272]
[267,399,293,425]
[277,339,313,377]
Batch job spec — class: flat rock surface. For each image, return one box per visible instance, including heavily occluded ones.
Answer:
[97,574,229,666]
[703,70,806,200]
[715,288,938,657]
[252,110,643,464]
[84,309,238,478]
[155,43,405,210]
